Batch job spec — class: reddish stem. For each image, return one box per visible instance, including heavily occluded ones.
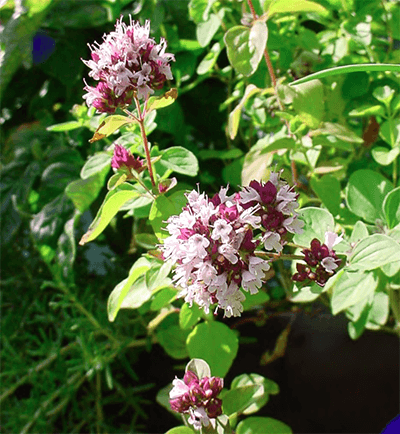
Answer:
[246,0,299,185]
[134,96,156,187]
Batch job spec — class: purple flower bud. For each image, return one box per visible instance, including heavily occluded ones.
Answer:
[184,370,199,386]
[111,145,144,172]
[249,180,277,205]
[206,398,223,418]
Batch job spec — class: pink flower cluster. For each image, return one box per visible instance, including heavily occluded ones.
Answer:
[82,17,174,113]
[169,370,223,430]
[292,232,342,287]
[161,172,303,317]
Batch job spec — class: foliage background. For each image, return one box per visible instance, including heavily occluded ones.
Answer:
[1,0,399,433]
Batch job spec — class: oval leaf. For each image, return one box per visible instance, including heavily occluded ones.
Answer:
[327,269,378,315]
[159,146,199,176]
[237,417,292,434]
[293,207,334,246]
[345,169,393,223]
[349,234,400,270]
[107,257,151,321]
[186,321,239,377]
[89,115,134,143]
[79,184,140,245]
[383,187,400,229]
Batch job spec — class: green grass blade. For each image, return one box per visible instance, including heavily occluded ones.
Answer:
[290,64,400,86]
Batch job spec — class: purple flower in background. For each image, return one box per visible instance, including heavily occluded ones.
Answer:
[169,370,223,430]
[293,231,342,287]
[82,17,174,113]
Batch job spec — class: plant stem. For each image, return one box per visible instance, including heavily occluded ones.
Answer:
[246,0,257,18]
[255,251,304,261]
[246,0,299,185]
[134,96,156,187]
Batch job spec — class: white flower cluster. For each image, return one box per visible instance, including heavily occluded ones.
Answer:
[82,16,174,112]
[162,173,304,317]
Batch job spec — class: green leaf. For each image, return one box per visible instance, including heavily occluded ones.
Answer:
[147,260,174,292]
[366,291,389,329]
[267,0,327,16]
[159,147,199,176]
[157,324,190,359]
[293,207,335,246]
[371,146,400,166]
[341,72,370,99]
[46,121,83,132]
[292,79,324,128]
[383,187,400,229]
[345,169,393,223]
[107,257,151,321]
[196,10,222,47]
[256,136,296,154]
[382,230,400,276]
[347,301,371,340]
[236,417,292,434]
[349,221,369,245]
[186,358,212,379]
[349,234,400,270]
[30,194,75,248]
[81,153,111,179]
[166,427,193,434]
[310,175,341,216]
[289,284,321,303]
[146,88,178,114]
[230,373,279,415]
[242,291,269,311]
[328,269,378,315]
[79,184,140,245]
[0,0,53,99]
[379,119,400,147]
[150,288,177,311]
[186,321,239,377]
[197,41,223,75]
[222,385,261,416]
[224,22,268,77]
[150,190,188,240]
[311,122,363,144]
[242,148,273,186]
[179,303,202,330]
[89,115,134,143]
[228,84,261,139]
[349,105,385,117]
[56,210,81,283]
[189,0,217,23]
[107,173,127,191]
[373,85,395,106]
[65,166,109,213]
[290,64,400,87]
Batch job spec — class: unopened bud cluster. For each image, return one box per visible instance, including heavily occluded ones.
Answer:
[82,17,174,113]
[169,371,223,430]
[111,144,144,174]
[292,232,342,287]
[161,172,304,317]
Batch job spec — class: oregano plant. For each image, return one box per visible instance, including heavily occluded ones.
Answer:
[42,2,400,433]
